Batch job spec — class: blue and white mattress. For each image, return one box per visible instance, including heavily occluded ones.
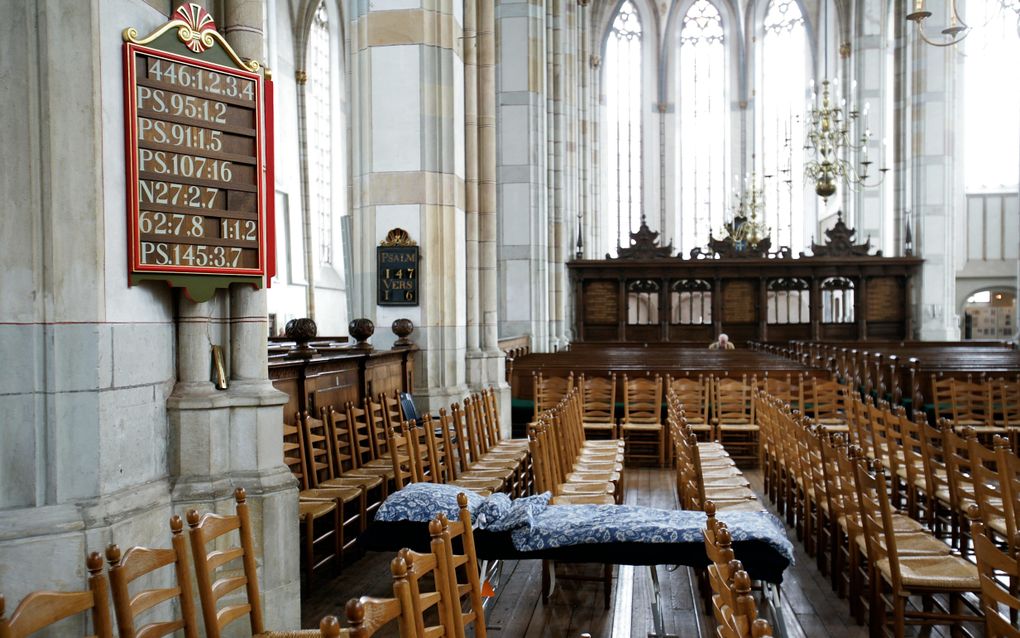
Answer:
[365,483,794,584]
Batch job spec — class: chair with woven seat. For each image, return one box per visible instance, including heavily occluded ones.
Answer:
[971,513,1020,638]
[0,552,113,638]
[853,458,981,637]
[620,374,665,466]
[340,559,419,638]
[917,418,955,540]
[396,548,458,638]
[805,378,850,432]
[579,373,618,441]
[323,405,390,500]
[533,372,574,420]
[993,377,1020,453]
[431,497,488,637]
[105,515,199,638]
[668,374,712,445]
[187,487,346,637]
[299,412,368,563]
[713,376,758,468]
[949,375,1007,440]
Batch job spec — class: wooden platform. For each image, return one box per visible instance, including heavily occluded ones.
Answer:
[300,468,869,638]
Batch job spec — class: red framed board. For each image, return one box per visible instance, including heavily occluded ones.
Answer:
[123,3,275,301]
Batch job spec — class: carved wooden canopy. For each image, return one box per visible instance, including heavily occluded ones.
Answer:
[805,212,878,257]
[610,219,675,259]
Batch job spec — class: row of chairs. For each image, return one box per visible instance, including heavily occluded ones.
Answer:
[537,371,853,467]
[284,388,532,584]
[529,387,624,505]
[757,387,1020,637]
[0,489,342,638]
[668,388,763,513]
[931,373,1020,446]
[703,504,775,638]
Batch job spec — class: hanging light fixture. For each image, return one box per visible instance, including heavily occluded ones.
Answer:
[906,0,969,47]
[803,2,887,201]
[721,154,771,248]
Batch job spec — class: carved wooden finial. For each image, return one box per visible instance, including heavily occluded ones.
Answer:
[86,551,104,575]
[105,544,122,566]
[320,614,341,637]
[186,509,201,527]
[345,598,365,625]
[170,514,184,534]
[234,487,247,504]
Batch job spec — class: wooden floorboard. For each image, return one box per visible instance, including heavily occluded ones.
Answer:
[300,467,875,637]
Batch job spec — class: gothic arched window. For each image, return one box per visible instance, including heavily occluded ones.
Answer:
[604,1,644,254]
[761,0,808,251]
[677,0,727,256]
[308,0,334,265]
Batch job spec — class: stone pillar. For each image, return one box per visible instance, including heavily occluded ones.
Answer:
[908,14,961,339]
[177,296,215,392]
[167,0,299,628]
[465,0,483,385]
[349,1,468,412]
[496,0,550,350]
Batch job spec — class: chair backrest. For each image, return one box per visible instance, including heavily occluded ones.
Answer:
[343,565,410,638]
[431,495,487,638]
[0,553,113,638]
[581,373,617,425]
[852,459,902,592]
[968,435,1010,542]
[366,397,390,460]
[995,377,1020,427]
[713,376,753,424]
[380,391,405,430]
[388,421,418,489]
[994,436,1020,557]
[324,404,358,476]
[303,411,340,488]
[396,548,455,638]
[668,375,708,423]
[623,374,663,424]
[950,376,992,426]
[105,515,199,638]
[533,373,573,418]
[186,488,264,638]
[284,418,310,490]
[806,378,846,422]
[944,427,977,513]
[970,516,1020,638]
[931,374,955,421]
[763,373,803,411]
[346,401,376,468]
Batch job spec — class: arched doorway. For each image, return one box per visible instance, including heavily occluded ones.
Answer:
[961,289,1016,340]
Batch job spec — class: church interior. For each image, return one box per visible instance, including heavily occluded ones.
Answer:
[2,0,1020,636]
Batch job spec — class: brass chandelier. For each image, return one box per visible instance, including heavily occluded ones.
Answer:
[803,3,886,201]
[908,0,1020,47]
[723,157,770,248]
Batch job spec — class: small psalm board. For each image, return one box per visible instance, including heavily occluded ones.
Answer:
[377,228,419,306]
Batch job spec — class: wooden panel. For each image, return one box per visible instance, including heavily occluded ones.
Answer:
[584,280,619,324]
[722,281,756,322]
[305,358,361,415]
[866,278,904,321]
[365,351,407,399]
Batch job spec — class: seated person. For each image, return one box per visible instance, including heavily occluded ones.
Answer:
[708,333,734,350]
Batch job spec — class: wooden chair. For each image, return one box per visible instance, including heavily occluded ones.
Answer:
[301,412,367,544]
[579,373,618,441]
[322,404,390,500]
[713,376,758,467]
[430,497,487,638]
[0,552,113,638]
[387,421,419,490]
[805,378,849,432]
[993,377,1020,453]
[528,420,615,504]
[105,515,199,638]
[396,548,456,638]
[438,407,516,493]
[668,374,713,443]
[533,372,573,420]
[971,513,1020,638]
[853,458,980,637]
[187,487,340,637]
[949,375,1007,439]
[416,415,502,494]
[620,374,665,466]
[341,561,415,638]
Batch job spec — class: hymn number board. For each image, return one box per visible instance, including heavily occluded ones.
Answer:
[123,4,273,300]
[377,229,420,306]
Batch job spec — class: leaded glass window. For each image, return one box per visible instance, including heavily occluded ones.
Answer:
[677,0,727,256]
[604,1,643,254]
[308,1,333,265]
[761,0,808,251]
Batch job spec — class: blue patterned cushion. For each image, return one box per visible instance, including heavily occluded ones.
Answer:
[375,483,485,523]
[473,493,512,529]
[485,492,552,532]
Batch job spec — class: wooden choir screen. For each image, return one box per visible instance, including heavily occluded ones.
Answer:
[570,218,920,344]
